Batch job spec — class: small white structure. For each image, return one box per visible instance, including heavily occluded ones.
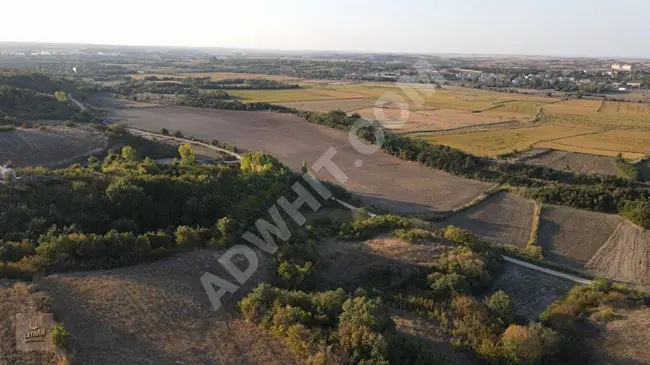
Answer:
[0,165,17,184]
[612,64,634,72]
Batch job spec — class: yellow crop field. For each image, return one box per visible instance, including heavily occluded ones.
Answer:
[226,88,366,102]
[600,101,650,115]
[413,125,594,156]
[539,129,650,158]
[129,72,300,81]
[354,107,522,132]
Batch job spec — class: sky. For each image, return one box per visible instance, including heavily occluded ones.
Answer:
[3,0,650,58]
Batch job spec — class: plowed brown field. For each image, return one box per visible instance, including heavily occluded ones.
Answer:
[586,223,650,284]
[436,192,536,248]
[113,106,491,213]
[538,206,623,269]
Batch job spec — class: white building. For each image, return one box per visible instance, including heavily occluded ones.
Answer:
[0,165,17,184]
[612,64,634,72]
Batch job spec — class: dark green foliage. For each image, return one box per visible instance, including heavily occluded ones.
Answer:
[0,149,326,276]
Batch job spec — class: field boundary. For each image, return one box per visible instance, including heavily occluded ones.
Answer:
[527,202,542,248]
[126,128,243,160]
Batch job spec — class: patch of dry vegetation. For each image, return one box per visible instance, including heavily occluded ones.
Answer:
[586,223,650,284]
[0,127,107,167]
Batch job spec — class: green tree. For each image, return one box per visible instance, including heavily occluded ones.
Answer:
[301,160,308,174]
[54,91,67,102]
[121,146,139,162]
[178,143,195,165]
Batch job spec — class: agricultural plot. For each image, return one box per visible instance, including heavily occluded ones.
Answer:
[227,87,366,102]
[420,124,594,158]
[40,250,297,365]
[0,127,107,167]
[436,192,536,248]
[539,129,650,159]
[276,98,376,112]
[537,206,623,269]
[521,149,618,176]
[114,106,491,213]
[354,107,525,132]
[586,223,650,284]
[490,263,577,321]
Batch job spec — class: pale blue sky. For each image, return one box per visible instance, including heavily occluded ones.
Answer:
[3,0,649,57]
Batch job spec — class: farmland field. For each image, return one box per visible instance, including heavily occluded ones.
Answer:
[520,149,618,175]
[418,124,594,157]
[537,206,623,269]
[586,223,650,284]
[354,107,528,132]
[490,262,576,320]
[0,127,107,167]
[276,98,376,112]
[436,192,536,248]
[129,71,300,81]
[113,106,491,213]
[37,250,297,365]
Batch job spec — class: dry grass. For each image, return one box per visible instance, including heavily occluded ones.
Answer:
[490,263,577,321]
[590,307,650,365]
[0,127,107,167]
[541,129,650,158]
[417,124,594,156]
[436,192,536,248]
[586,223,650,284]
[39,250,298,365]
[114,106,491,213]
[317,237,450,290]
[353,107,523,132]
[227,87,366,103]
[0,282,58,364]
[276,98,376,112]
[392,310,478,365]
[537,206,623,269]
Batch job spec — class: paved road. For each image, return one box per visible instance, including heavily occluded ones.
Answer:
[68,93,86,111]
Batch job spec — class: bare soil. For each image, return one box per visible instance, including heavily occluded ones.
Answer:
[37,250,298,365]
[490,262,577,321]
[586,223,650,284]
[112,106,491,213]
[538,206,623,269]
[0,127,107,167]
[0,283,59,365]
[437,192,536,248]
[590,308,650,365]
[521,149,618,176]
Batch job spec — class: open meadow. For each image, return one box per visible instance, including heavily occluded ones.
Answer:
[113,106,491,213]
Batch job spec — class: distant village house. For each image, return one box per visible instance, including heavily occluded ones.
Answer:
[611,63,634,72]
